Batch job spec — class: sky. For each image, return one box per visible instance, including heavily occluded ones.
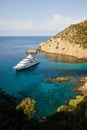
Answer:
[0,0,87,36]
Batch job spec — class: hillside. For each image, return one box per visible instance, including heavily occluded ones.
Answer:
[0,88,87,130]
[39,20,87,59]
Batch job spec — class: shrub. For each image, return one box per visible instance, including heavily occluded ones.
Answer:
[57,105,69,112]
[69,95,84,109]
[56,46,58,49]
[16,97,36,119]
[62,47,65,50]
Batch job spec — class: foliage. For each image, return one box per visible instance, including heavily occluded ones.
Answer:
[56,20,87,48]
[57,105,69,112]
[75,95,87,115]
[69,95,84,109]
[57,95,87,117]
[0,88,87,130]
[0,88,26,130]
[16,97,36,119]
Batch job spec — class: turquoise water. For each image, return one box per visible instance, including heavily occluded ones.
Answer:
[0,36,87,118]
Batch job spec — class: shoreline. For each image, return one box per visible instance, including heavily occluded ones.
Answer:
[75,77,87,95]
[39,51,87,63]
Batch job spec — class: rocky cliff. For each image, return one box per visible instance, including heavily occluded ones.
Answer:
[39,20,87,59]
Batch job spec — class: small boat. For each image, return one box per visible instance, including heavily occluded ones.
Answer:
[13,54,39,70]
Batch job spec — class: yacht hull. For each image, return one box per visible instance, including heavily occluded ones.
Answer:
[13,61,39,70]
[13,54,40,71]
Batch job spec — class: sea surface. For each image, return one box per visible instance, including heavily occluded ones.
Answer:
[0,36,87,118]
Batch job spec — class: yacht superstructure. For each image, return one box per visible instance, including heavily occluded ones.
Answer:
[13,54,39,70]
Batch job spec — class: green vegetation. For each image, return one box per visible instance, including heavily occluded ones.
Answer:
[57,95,87,116]
[56,46,58,49]
[0,88,25,130]
[69,95,84,109]
[57,105,69,112]
[0,88,87,130]
[54,20,87,48]
[62,47,65,50]
[16,97,36,119]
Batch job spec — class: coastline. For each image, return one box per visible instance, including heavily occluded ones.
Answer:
[1,36,87,119]
[39,51,87,63]
[38,20,87,61]
[38,40,87,61]
[75,77,87,95]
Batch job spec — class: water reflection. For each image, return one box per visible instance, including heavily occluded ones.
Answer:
[15,64,39,76]
[42,52,86,63]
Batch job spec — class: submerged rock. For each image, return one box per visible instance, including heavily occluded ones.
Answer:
[45,78,53,82]
[45,76,71,83]
[54,76,71,82]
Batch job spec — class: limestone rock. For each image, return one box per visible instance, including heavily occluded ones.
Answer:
[26,49,37,54]
[75,82,87,94]
[79,77,87,83]
[39,20,87,59]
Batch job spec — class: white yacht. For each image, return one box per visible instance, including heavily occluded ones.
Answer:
[13,54,39,70]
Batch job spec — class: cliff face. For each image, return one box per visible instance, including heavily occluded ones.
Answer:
[39,20,87,59]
